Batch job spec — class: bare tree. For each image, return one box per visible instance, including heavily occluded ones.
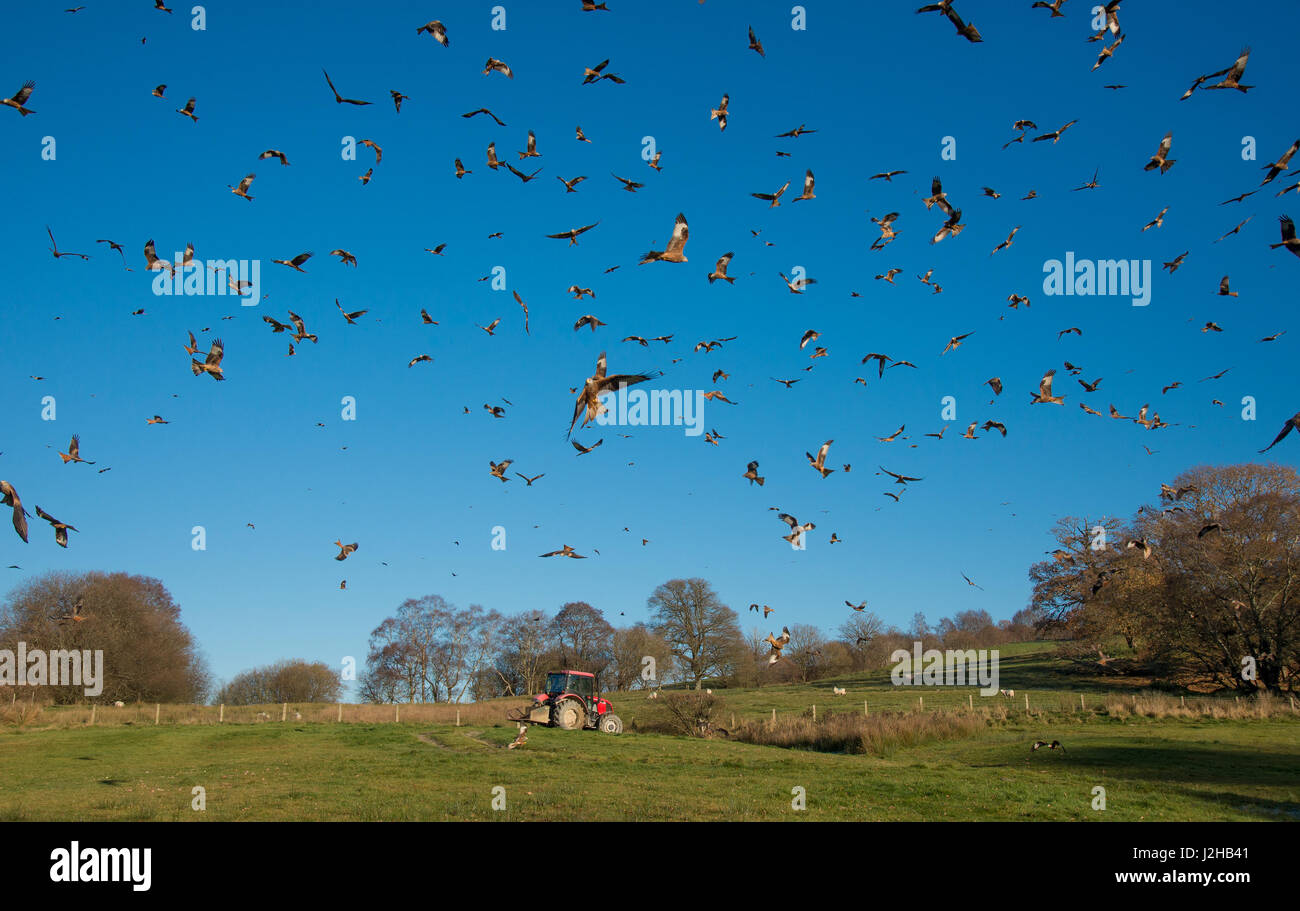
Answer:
[647,578,741,689]
[549,601,614,674]
[609,624,674,690]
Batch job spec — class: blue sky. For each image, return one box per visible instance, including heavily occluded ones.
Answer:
[2,0,1297,695]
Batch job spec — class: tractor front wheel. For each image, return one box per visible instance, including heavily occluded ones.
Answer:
[599,713,623,734]
[552,698,586,731]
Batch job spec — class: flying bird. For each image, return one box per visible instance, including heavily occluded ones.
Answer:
[1259,412,1300,452]
[0,481,31,543]
[334,540,359,561]
[322,68,370,105]
[483,57,514,79]
[546,222,600,246]
[58,435,94,465]
[1031,369,1065,404]
[540,545,586,559]
[1144,132,1176,173]
[640,213,690,264]
[710,93,729,131]
[806,440,835,478]
[191,338,226,381]
[568,351,663,437]
[2,80,36,116]
[1270,215,1300,258]
[416,20,448,46]
[34,506,77,548]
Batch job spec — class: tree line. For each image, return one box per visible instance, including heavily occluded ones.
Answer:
[4,464,1290,704]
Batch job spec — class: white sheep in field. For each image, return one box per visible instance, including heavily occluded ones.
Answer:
[832,687,847,696]
[999,689,1015,698]
[647,691,659,700]
[255,711,270,720]
[113,701,125,708]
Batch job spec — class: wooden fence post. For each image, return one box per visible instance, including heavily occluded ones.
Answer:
[1080,694,1085,711]
[90,704,95,726]
[770,708,776,729]
[812,704,816,722]
[918,695,923,712]
[969,694,973,710]
[396,705,400,723]
[1024,693,1029,712]
[337,703,343,723]
[864,700,868,717]
[219,704,224,723]
[154,703,160,725]
[282,702,287,722]
[456,708,460,727]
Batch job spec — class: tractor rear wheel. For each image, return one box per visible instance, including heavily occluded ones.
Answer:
[552,698,586,731]
[598,713,623,735]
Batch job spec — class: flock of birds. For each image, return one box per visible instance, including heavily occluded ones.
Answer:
[2,2,1298,653]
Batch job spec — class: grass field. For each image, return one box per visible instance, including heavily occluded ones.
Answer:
[2,644,1296,821]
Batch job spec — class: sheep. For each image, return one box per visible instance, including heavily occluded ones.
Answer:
[292,711,302,721]
[999,689,1016,698]
[113,701,125,708]
[832,686,847,696]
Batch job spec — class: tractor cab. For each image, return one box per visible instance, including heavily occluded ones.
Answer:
[546,670,596,702]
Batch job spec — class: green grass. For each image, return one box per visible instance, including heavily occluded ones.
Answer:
[1,644,1296,821]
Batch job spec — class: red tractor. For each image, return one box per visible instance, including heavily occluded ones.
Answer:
[510,670,623,734]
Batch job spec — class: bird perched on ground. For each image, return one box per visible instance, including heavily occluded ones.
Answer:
[508,724,527,749]
[1031,740,1065,753]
